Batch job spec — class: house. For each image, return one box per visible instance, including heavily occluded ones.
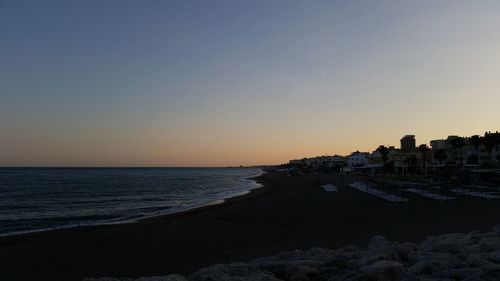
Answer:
[289,155,345,171]
[347,151,368,168]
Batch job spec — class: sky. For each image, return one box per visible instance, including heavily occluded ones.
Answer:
[1,0,500,167]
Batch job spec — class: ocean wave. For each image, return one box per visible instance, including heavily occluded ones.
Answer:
[0,168,264,237]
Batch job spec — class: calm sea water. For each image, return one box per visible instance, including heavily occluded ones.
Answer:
[0,167,263,236]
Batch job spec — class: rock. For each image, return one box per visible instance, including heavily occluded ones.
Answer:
[398,243,417,262]
[493,224,500,235]
[432,233,473,258]
[83,229,500,281]
[188,263,281,281]
[286,259,324,268]
[249,250,307,276]
[338,272,369,281]
[279,258,323,280]
[368,236,389,250]
[357,241,402,267]
[478,236,500,252]
[83,277,120,281]
[490,250,500,263]
[360,260,404,281]
[306,247,335,261]
[408,259,449,276]
[275,249,304,259]
[250,260,287,276]
[323,256,354,271]
[339,245,359,253]
[435,267,485,280]
[466,254,493,268]
[433,241,467,257]
[318,266,342,280]
[251,257,322,277]
[135,275,187,281]
[284,265,318,281]
[418,236,438,252]
[335,246,362,261]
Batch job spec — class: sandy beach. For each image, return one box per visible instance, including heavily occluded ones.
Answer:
[1,171,499,281]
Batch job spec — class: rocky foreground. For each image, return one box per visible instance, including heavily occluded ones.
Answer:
[85,226,500,281]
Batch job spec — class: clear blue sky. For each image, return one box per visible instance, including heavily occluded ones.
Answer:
[1,1,500,166]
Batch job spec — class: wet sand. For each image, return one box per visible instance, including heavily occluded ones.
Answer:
[1,171,499,281]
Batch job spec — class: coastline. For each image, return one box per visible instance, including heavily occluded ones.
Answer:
[0,170,271,239]
[0,173,274,240]
[132,173,276,226]
[2,171,499,281]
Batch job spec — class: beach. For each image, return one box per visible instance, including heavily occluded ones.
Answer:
[1,171,499,281]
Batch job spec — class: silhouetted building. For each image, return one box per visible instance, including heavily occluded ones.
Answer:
[400,135,416,153]
[430,135,496,166]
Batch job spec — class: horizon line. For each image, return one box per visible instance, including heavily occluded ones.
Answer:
[0,165,276,169]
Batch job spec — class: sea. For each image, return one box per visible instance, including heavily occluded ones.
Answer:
[0,167,263,237]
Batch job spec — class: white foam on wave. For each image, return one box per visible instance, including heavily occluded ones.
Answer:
[0,169,265,238]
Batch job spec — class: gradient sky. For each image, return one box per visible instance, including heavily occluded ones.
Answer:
[1,1,500,167]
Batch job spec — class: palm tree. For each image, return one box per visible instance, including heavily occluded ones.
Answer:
[484,132,496,163]
[450,137,465,169]
[376,145,390,171]
[418,144,430,175]
[495,133,500,162]
[469,135,482,165]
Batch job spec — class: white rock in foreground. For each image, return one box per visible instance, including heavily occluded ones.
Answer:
[85,225,500,281]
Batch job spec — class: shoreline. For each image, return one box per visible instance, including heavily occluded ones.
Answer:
[0,172,275,240]
[2,171,499,281]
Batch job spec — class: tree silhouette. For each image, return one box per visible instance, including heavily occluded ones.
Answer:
[376,145,390,171]
[469,135,482,165]
[492,133,500,161]
[483,132,500,163]
[418,144,430,175]
[450,137,465,168]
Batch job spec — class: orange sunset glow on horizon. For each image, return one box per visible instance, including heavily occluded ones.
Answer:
[1,1,500,167]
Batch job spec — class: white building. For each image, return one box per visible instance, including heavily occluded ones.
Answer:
[347,151,368,168]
